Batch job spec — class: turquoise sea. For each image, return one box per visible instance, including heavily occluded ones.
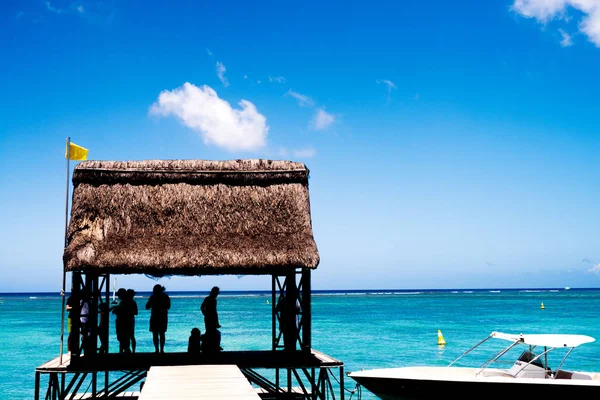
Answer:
[2,288,600,399]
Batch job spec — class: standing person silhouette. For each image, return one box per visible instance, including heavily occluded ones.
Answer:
[200,286,221,332]
[79,292,91,355]
[145,284,171,353]
[125,289,138,353]
[113,288,130,353]
[65,291,81,354]
[98,302,113,354]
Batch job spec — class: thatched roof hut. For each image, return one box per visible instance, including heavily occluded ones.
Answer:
[63,159,319,277]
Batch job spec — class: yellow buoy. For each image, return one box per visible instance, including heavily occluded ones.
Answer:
[437,330,446,346]
[541,302,545,310]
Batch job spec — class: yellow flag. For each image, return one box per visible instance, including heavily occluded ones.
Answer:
[65,142,89,161]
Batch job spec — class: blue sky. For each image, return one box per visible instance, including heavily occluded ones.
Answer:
[1,0,599,292]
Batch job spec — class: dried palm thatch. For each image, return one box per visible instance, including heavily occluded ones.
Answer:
[63,159,319,276]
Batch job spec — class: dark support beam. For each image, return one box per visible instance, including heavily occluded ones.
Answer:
[34,371,40,400]
[103,273,110,355]
[283,272,298,352]
[92,372,97,397]
[302,268,311,352]
[91,274,99,357]
[70,272,82,359]
[340,365,345,400]
[271,276,276,351]
[82,274,96,357]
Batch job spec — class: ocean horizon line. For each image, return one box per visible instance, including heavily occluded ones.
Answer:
[1,286,595,297]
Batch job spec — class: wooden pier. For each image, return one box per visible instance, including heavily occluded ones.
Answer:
[36,349,345,399]
[139,365,260,399]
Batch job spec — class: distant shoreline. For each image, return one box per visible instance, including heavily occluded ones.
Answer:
[0,287,594,296]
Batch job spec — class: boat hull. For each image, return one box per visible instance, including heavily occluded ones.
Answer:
[350,367,600,400]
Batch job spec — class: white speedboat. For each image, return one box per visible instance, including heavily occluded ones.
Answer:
[349,332,600,399]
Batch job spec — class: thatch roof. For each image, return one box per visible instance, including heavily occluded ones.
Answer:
[63,159,319,276]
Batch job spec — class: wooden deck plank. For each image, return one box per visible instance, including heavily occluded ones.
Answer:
[36,348,343,373]
[37,353,71,371]
[138,365,261,400]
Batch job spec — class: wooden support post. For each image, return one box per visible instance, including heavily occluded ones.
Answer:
[90,274,99,358]
[82,274,94,357]
[284,271,298,352]
[34,371,40,400]
[51,373,59,400]
[340,365,345,400]
[271,275,276,351]
[311,368,316,400]
[302,268,311,352]
[105,273,110,354]
[70,272,82,359]
[321,369,326,400]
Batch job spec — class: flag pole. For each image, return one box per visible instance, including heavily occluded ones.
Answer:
[59,137,71,364]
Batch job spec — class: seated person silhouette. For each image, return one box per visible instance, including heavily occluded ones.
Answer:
[201,328,222,354]
[188,327,202,354]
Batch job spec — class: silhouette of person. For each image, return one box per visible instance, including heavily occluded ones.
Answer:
[146,284,171,353]
[277,291,300,351]
[98,302,113,354]
[79,292,91,354]
[201,328,222,354]
[201,286,221,332]
[124,289,138,353]
[188,327,202,354]
[65,291,81,354]
[113,288,130,353]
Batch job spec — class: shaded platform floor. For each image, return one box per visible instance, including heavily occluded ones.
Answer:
[37,349,343,373]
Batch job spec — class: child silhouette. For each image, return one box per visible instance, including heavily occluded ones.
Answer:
[188,327,202,353]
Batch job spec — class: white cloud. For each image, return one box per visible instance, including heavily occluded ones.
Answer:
[512,0,600,47]
[150,82,268,152]
[286,90,315,107]
[284,88,338,130]
[311,109,335,130]
[206,48,213,56]
[43,1,115,24]
[216,61,229,87]
[588,263,600,274]
[269,76,286,84]
[511,0,568,21]
[45,1,63,14]
[376,79,397,93]
[559,28,574,46]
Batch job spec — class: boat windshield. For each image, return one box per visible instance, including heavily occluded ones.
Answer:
[518,350,545,369]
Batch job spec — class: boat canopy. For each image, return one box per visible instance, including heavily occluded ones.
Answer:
[491,332,595,348]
